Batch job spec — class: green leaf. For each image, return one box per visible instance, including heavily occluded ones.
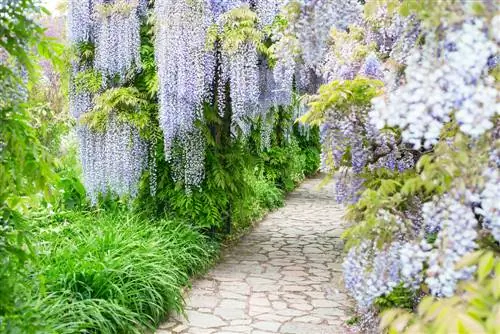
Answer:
[457,313,486,334]
[456,251,484,270]
[380,309,401,330]
[478,252,495,282]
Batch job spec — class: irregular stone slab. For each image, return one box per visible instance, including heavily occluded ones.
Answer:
[186,294,219,309]
[252,321,282,332]
[184,310,226,328]
[214,307,247,321]
[311,299,341,308]
[218,299,246,309]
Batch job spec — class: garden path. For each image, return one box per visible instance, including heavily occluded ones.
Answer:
[157,176,353,334]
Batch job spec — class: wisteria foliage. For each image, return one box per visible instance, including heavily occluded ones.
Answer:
[154,0,297,187]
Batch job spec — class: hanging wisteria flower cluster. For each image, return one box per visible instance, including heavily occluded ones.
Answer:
[274,0,421,206]
[371,19,498,149]
[94,0,143,81]
[68,0,148,203]
[154,0,214,188]
[78,120,148,204]
[343,241,403,308]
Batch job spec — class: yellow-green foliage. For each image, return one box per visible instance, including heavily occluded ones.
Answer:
[74,70,102,94]
[95,0,138,18]
[299,77,383,126]
[209,5,266,55]
[328,26,377,63]
[365,0,493,29]
[80,87,150,133]
[343,132,493,249]
[266,3,301,66]
[381,251,500,334]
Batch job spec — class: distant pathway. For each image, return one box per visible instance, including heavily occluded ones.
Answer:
[158,176,353,334]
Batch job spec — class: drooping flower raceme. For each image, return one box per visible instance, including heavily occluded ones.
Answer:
[68,0,93,43]
[94,0,143,81]
[68,0,95,119]
[423,193,478,297]
[343,241,404,309]
[226,41,260,136]
[255,0,280,27]
[154,0,214,187]
[78,119,148,205]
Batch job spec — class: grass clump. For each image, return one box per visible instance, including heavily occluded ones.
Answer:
[31,211,218,333]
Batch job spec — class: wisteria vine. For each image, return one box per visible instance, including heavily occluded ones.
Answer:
[273,0,500,327]
[69,0,303,200]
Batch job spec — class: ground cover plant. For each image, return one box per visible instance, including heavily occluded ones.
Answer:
[33,211,218,333]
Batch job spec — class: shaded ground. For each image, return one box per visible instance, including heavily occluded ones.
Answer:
[158,176,353,334]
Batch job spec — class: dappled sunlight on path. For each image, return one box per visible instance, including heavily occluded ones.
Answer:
[158,176,353,334]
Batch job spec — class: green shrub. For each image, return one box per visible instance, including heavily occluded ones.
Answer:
[374,283,417,312]
[231,169,284,230]
[261,139,306,192]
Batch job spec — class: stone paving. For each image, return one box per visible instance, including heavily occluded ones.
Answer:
[158,176,353,334]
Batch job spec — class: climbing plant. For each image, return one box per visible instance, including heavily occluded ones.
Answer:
[65,0,499,331]
[67,0,318,229]
[271,0,499,332]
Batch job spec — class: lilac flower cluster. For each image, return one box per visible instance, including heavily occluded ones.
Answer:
[371,20,498,149]
[68,0,95,118]
[343,241,403,309]
[334,171,364,204]
[364,4,420,64]
[424,193,478,297]
[255,0,280,27]
[78,119,148,205]
[288,1,500,317]
[153,1,298,185]
[343,188,481,305]
[272,0,362,90]
[321,27,381,83]
[225,42,260,136]
[68,0,93,43]
[154,0,214,187]
[399,240,431,289]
